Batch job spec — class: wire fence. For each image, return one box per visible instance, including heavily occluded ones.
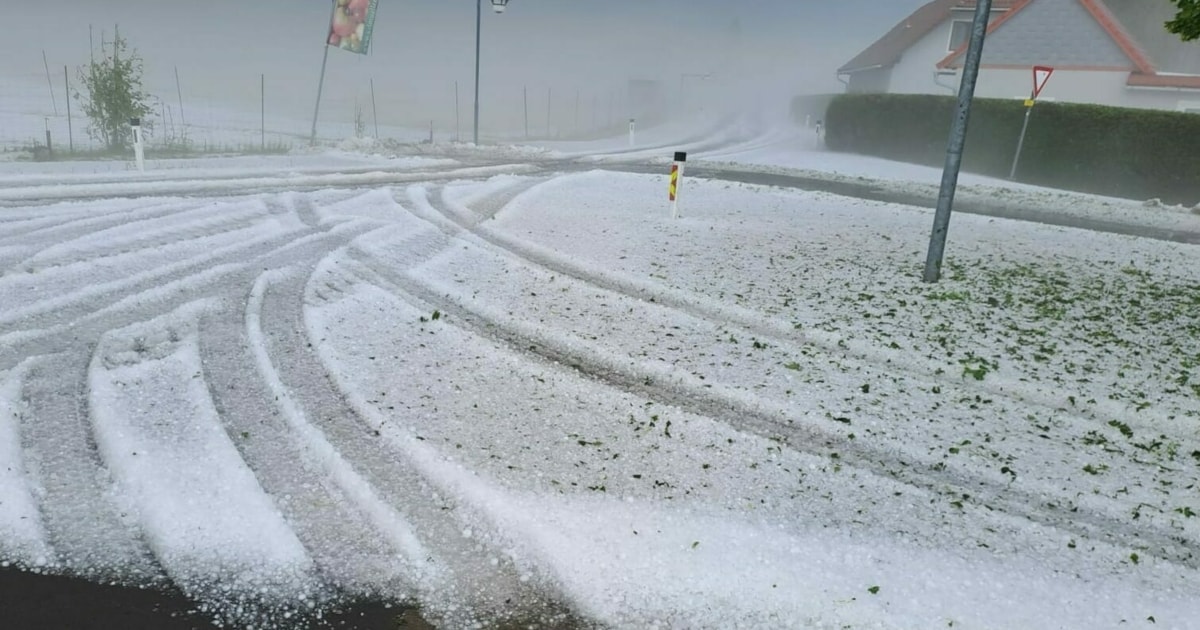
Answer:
[2,62,651,159]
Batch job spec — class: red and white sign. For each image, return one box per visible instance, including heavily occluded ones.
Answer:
[1032,65,1054,99]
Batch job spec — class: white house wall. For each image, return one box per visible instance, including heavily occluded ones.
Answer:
[847,69,891,94]
[935,68,1199,111]
[887,9,1009,96]
[875,2,1198,112]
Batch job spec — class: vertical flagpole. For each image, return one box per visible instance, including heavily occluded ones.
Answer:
[310,1,336,146]
[43,50,58,116]
[473,0,482,145]
[370,77,380,138]
[175,66,187,129]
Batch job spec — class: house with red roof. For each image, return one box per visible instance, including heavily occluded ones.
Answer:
[837,0,1200,113]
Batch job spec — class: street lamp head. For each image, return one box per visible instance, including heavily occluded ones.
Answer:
[491,0,509,13]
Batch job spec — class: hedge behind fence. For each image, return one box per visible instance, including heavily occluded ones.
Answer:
[817,93,1200,205]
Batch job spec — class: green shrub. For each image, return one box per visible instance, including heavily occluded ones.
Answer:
[820,93,1200,204]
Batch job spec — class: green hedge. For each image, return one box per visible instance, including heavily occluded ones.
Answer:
[819,93,1200,204]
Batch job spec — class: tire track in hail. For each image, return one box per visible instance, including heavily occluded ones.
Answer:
[198,278,414,601]
[15,199,271,271]
[0,206,99,234]
[85,302,323,628]
[16,349,164,584]
[0,221,308,333]
[361,181,1199,570]
[0,198,212,246]
[3,197,394,622]
[424,179,1200,554]
[0,215,376,373]
[0,201,199,272]
[254,248,590,628]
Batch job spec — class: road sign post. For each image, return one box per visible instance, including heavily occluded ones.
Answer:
[1009,65,1053,180]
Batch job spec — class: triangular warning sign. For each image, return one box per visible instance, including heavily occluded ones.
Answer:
[1033,65,1054,99]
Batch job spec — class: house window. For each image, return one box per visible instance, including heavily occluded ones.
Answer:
[948,20,971,51]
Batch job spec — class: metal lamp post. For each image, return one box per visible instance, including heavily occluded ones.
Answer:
[474,0,510,145]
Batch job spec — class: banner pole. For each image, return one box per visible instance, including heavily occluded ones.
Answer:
[309,2,336,146]
[473,0,482,145]
[175,66,187,129]
[43,50,58,116]
[370,77,380,139]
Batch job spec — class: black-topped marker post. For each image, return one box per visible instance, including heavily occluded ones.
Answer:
[669,151,687,219]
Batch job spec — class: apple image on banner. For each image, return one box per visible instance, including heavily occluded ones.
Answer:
[332,9,357,38]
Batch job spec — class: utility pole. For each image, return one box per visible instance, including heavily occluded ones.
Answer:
[923,0,993,283]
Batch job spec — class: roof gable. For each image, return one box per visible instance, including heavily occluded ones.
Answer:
[1103,0,1200,75]
[838,0,1019,74]
[937,0,1155,72]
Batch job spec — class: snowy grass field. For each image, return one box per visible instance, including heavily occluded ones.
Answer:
[2,103,1200,629]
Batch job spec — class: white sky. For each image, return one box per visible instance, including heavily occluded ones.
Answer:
[4,1,930,133]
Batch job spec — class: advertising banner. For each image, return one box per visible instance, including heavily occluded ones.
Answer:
[327,0,378,55]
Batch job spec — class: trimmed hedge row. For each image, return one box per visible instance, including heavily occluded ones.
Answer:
[818,93,1200,205]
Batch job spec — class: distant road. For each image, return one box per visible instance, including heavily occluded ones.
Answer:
[611,162,1200,246]
[4,151,1197,245]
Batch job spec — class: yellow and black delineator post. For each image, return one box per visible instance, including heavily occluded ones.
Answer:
[669,151,687,219]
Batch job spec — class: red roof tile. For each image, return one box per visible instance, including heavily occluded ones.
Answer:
[1077,0,1156,73]
[1126,73,1200,90]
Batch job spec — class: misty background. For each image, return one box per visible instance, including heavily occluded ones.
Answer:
[5,0,928,141]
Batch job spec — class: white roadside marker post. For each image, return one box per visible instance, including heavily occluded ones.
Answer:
[130,117,145,172]
[629,118,636,147]
[669,151,687,219]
